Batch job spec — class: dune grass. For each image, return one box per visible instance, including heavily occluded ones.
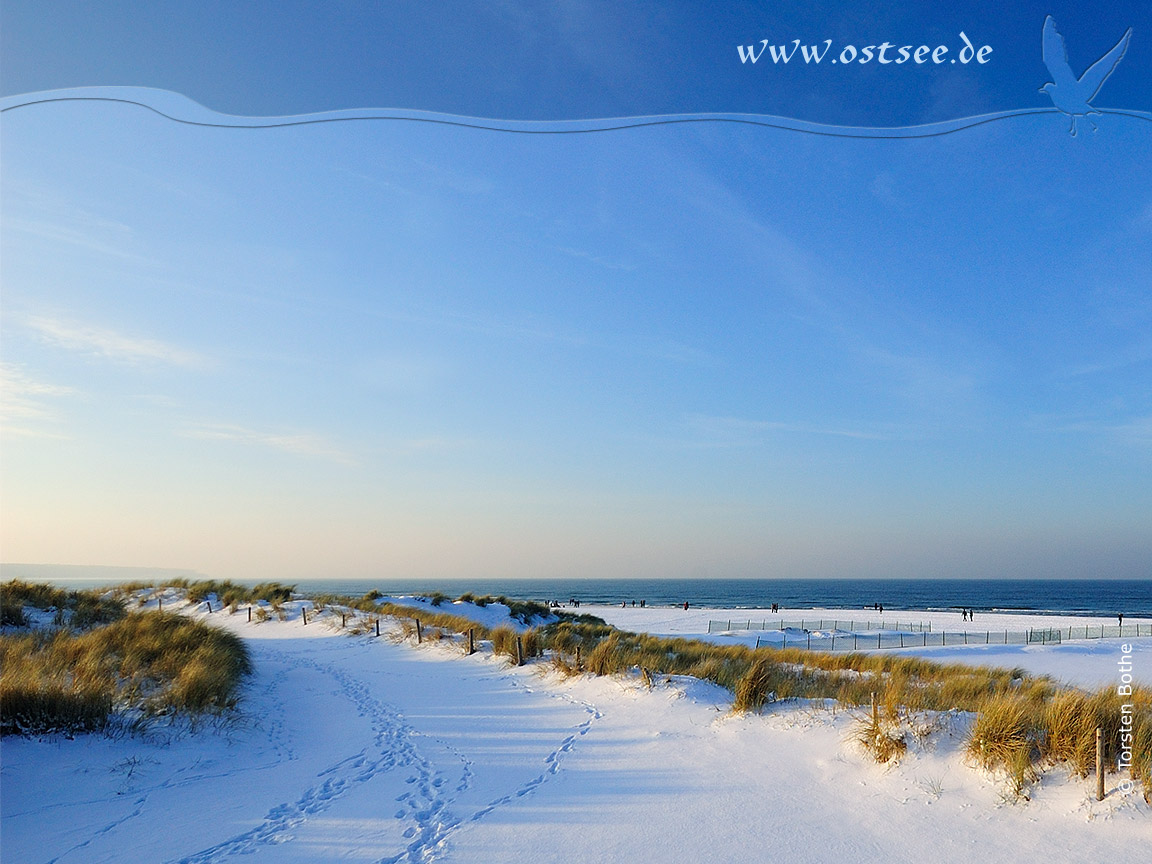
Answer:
[162,579,296,607]
[2,579,126,629]
[528,619,1151,796]
[1,612,252,735]
[78,579,1146,799]
[968,684,1152,799]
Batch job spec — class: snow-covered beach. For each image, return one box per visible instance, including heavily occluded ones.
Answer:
[591,603,1152,689]
[2,596,1149,864]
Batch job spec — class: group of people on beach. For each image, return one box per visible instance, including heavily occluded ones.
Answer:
[620,599,647,608]
[961,608,975,621]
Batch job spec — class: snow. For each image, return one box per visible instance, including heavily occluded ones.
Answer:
[2,597,1149,863]
[377,595,556,632]
[592,604,1152,687]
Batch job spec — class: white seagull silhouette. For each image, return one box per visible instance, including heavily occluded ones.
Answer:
[1040,16,1132,136]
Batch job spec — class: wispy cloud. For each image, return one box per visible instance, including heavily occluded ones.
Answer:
[182,422,357,465]
[1063,342,1152,377]
[26,316,206,368]
[555,246,636,272]
[2,183,150,264]
[1054,414,1152,450]
[5,215,148,264]
[0,363,74,439]
[685,414,899,446]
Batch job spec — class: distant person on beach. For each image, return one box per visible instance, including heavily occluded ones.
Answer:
[640,600,645,608]
[879,604,883,615]
[1118,613,1123,626]
[961,609,967,621]
[683,601,689,611]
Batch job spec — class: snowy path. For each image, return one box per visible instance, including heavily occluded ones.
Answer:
[1,615,603,864]
[2,607,1149,863]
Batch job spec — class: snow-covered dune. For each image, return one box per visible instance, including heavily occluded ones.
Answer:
[2,598,1148,863]
[593,604,1152,688]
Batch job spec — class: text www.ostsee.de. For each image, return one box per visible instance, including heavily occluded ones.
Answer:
[738,33,992,66]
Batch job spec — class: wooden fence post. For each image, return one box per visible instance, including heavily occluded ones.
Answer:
[205,600,212,613]
[158,597,162,612]
[468,628,475,655]
[302,608,308,626]
[516,636,524,666]
[416,619,423,644]
[341,612,346,628]
[576,645,582,669]
[375,618,380,637]
[1096,727,1105,801]
[247,606,252,623]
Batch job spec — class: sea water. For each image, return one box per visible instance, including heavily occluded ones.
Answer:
[9,564,1150,618]
[291,577,1151,617]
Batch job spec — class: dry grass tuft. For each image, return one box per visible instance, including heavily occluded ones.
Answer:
[490,626,518,660]
[1,612,251,735]
[732,658,779,713]
[2,580,125,630]
[853,713,908,764]
[966,695,1042,798]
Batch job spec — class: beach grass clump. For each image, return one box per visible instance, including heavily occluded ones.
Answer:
[0,631,115,735]
[1,612,251,735]
[375,603,490,639]
[549,652,582,677]
[450,592,551,623]
[1128,704,1152,802]
[1042,684,1152,784]
[966,694,1043,797]
[1,596,28,626]
[495,596,553,624]
[1044,688,1107,776]
[490,626,518,660]
[586,634,627,676]
[958,682,1152,799]
[733,658,779,713]
[852,710,908,764]
[175,579,295,607]
[1,580,125,630]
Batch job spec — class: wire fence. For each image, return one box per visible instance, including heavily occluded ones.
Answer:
[753,628,1067,651]
[708,618,932,634]
[727,622,1152,652]
[1059,623,1152,640]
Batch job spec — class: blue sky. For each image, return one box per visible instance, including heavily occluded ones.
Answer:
[1,4,1150,581]
[4,2,1150,120]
